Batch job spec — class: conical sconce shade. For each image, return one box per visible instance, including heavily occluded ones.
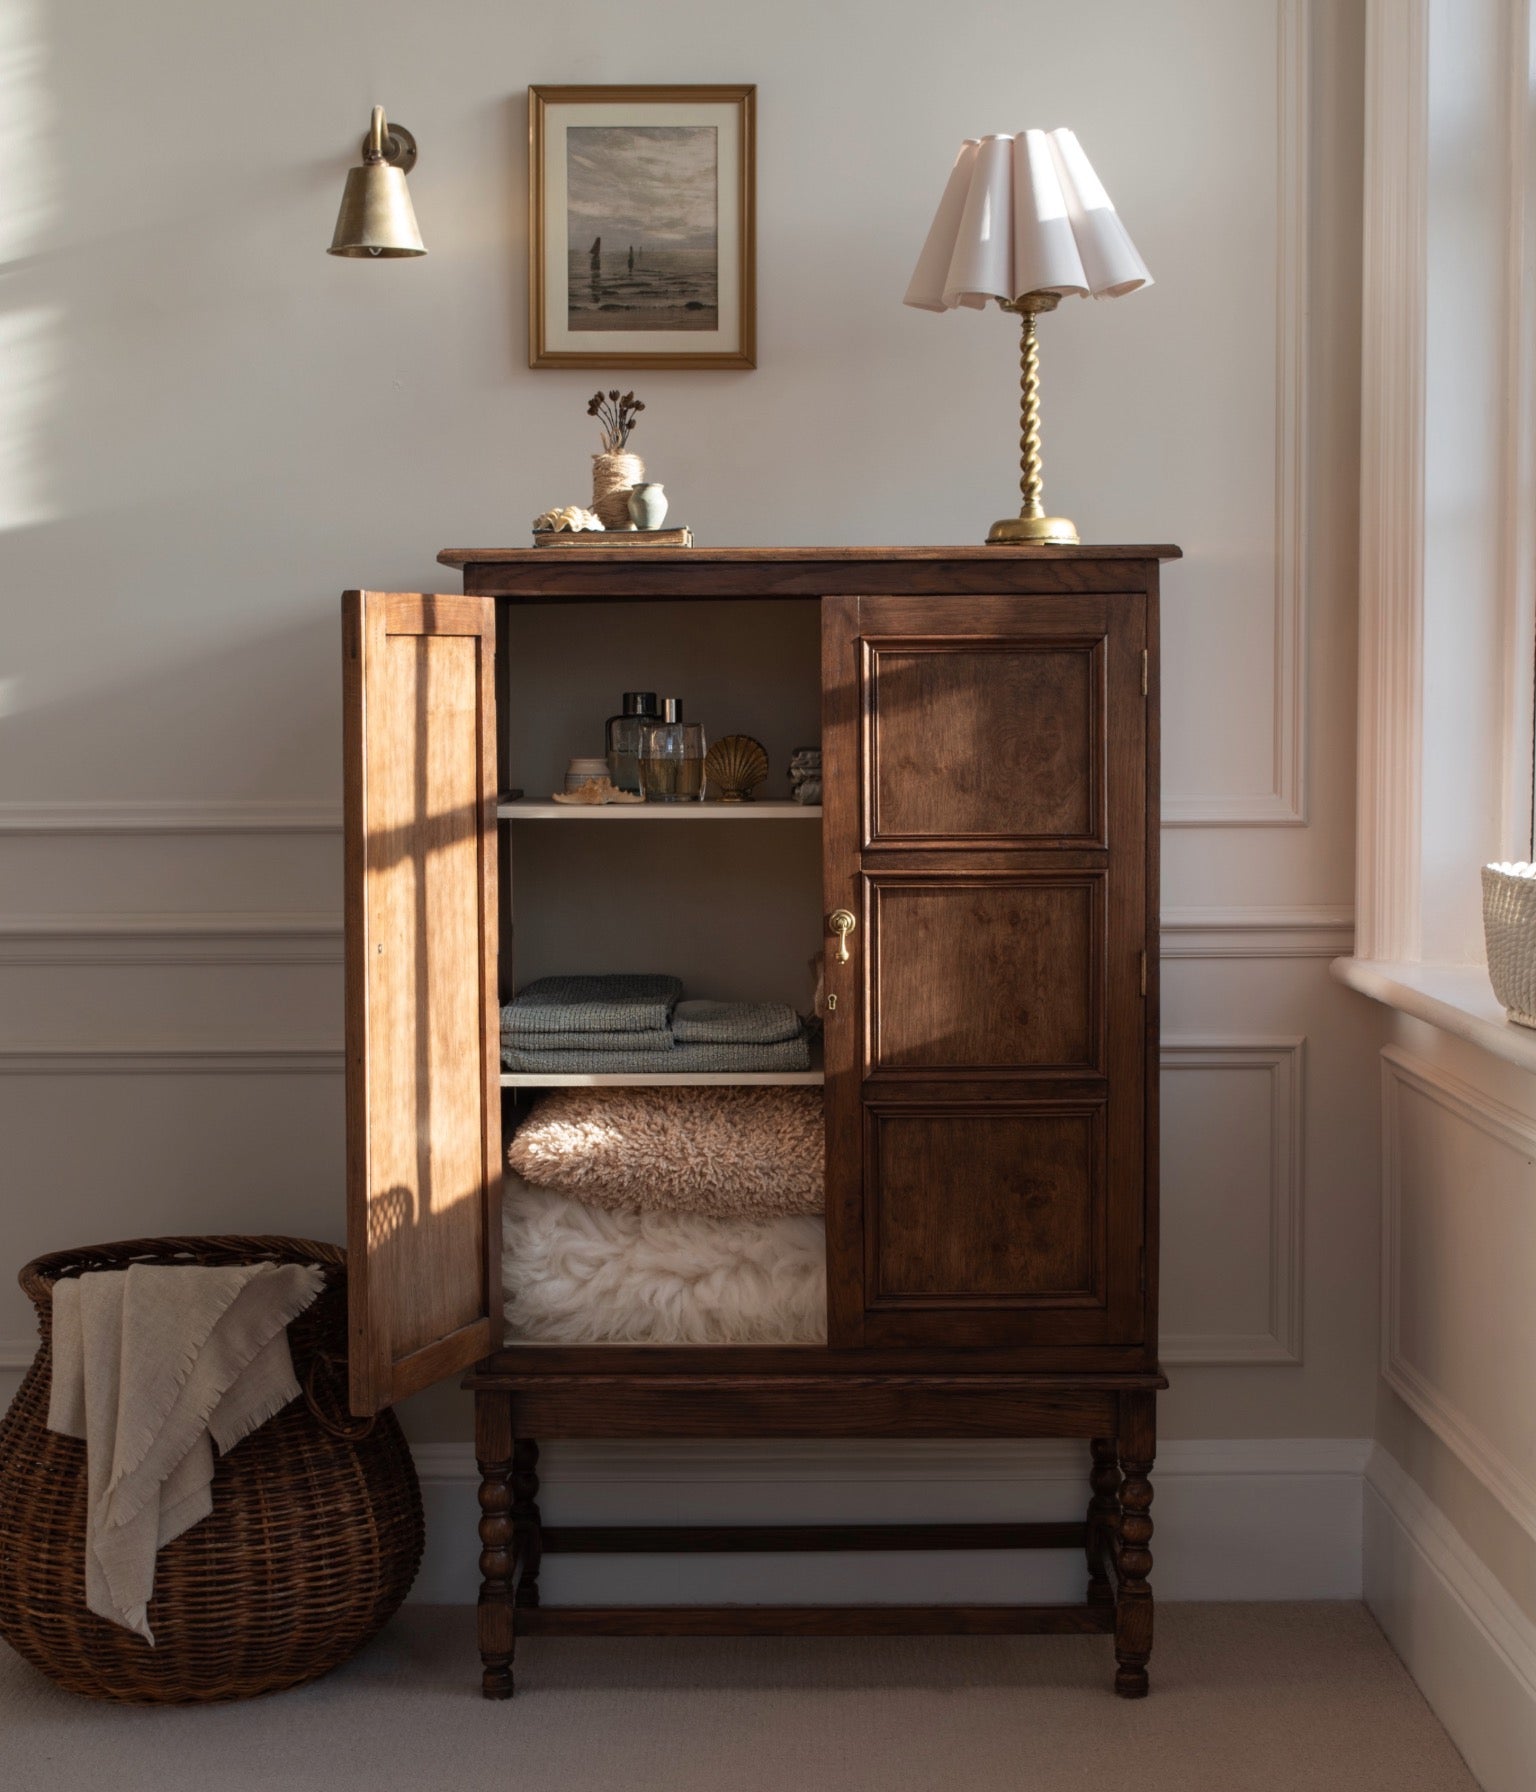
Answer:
[329,163,425,257]
[328,107,426,258]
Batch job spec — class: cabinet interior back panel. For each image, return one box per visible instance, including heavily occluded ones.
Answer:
[504,599,822,1007]
[511,825,822,1008]
[503,599,821,800]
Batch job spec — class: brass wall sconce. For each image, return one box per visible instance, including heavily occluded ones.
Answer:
[328,106,426,258]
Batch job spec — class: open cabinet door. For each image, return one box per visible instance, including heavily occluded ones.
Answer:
[343,591,502,1415]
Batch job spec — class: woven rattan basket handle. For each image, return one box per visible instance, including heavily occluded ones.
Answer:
[303,1353,377,1441]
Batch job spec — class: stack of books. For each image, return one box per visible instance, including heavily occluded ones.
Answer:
[533,526,692,549]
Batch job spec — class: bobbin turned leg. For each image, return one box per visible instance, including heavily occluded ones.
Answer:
[1113,1392,1156,1698]
[1086,1437,1121,1609]
[476,1393,516,1699]
[512,1439,543,1609]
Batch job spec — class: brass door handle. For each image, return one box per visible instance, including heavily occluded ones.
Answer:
[829,909,857,964]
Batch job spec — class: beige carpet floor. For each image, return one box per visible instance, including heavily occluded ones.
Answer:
[2,1603,1477,1792]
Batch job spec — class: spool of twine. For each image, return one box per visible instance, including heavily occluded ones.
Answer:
[591,452,644,529]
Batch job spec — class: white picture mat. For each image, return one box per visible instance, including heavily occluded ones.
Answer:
[541,100,742,357]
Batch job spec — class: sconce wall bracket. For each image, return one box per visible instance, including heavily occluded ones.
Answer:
[363,121,417,174]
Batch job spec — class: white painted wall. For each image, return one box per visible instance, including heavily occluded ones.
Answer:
[0,0,1378,1591]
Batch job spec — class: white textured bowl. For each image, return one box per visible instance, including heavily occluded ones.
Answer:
[564,756,610,792]
[1482,862,1536,1027]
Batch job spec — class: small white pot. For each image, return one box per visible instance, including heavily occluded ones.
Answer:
[564,756,610,792]
[1482,862,1536,1026]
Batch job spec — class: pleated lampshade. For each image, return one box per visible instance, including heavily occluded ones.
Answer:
[904,129,1151,312]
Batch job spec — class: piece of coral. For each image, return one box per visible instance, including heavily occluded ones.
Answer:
[549,778,642,805]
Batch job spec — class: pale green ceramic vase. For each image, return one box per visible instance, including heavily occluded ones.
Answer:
[627,482,668,530]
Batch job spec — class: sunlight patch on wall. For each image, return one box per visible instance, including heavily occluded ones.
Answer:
[0,304,56,532]
[0,0,57,540]
[0,0,53,262]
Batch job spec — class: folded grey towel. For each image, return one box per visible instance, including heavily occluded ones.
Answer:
[671,1000,804,1045]
[502,1032,810,1075]
[501,975,682,1037]
[500,1027,674,1054]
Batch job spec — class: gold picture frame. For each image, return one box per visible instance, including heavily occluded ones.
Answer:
[528,84,756,370]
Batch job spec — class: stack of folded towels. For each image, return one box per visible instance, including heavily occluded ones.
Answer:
[500,974,811,1074]
[503,1085,826,1345]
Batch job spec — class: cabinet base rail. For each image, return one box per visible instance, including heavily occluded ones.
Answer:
[539,1520,1088,1554]
[472,1383,1158,1703]
[517,1604,1114,1637]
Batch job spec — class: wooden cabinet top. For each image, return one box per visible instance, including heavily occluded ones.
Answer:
[440,544,1181,565]
[439,544,1181,601]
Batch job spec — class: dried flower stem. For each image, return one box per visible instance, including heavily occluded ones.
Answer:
[586,388,646,453]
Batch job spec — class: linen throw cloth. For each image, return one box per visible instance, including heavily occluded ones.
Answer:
[47,1261,324,1642]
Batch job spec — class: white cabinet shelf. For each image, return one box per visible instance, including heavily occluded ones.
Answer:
[499,799,820,820]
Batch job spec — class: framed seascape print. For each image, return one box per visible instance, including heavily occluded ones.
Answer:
[529,84,756,370]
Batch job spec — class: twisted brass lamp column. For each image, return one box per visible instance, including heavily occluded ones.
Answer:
[987,292,1079,546]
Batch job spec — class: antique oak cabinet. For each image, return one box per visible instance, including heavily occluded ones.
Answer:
[342,544,1176,1698]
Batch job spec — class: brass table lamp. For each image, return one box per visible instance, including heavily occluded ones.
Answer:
[904,129,1151,545]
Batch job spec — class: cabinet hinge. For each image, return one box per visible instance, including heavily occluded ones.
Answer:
[1139,1245,1147,1294]
[1139,950,1148,997]
[1141,649,1148,697]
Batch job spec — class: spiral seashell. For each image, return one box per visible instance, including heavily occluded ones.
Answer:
[704,733,769,803]
[533,505,604,533]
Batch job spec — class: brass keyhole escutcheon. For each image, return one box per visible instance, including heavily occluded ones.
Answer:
[830,908,857,964]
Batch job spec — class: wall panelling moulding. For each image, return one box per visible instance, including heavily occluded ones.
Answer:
[0,906,1352,968]
[1160,1037,1305,1366]
[1381,1046,1536,1542]
[1162,0,1309,828]
[0,1047,344,1075]
[0,914,343,966]
[0,800,343,833]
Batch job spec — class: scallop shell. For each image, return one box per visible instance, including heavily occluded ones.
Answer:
[533,505,604,533]
[704,733,769,802]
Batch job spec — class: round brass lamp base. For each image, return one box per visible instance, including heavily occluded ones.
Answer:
[987,514,1080,546]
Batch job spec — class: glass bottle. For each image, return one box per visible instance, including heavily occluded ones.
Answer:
[605,691,658,793]
[639,705,706,802]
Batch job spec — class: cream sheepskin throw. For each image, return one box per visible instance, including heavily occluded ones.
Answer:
[502,1178,827,1346]
[506,1086,823,1218]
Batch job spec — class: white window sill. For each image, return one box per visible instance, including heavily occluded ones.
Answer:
[1330,957,1536,1074]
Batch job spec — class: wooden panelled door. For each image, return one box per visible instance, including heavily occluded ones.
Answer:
[343,591,503,1415]
[821,592,1149,1352]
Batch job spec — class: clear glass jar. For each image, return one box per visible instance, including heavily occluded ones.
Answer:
[605,691,658,793]
[639,719,706,802]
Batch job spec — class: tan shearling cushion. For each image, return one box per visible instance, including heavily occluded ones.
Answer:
[506,1086,824,1218]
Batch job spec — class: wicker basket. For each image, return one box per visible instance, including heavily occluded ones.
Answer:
[1483,863,1536,1028]
[0,1236,424,1702]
